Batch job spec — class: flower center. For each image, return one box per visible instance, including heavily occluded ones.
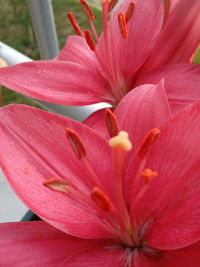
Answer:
[43,110,160,249]
[67,0,136,102]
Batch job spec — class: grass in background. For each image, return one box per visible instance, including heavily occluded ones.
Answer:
[0,0,101,107]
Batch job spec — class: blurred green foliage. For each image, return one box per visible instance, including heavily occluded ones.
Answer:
[0,0,101,107]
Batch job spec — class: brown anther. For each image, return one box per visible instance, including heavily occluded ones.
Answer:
[80,0,94,21]
[118,12,128,39]
[43,178,70,193]
[84,30,96,51]
[138,128,160,159]
[91,187,113,212]
[105,109,119,138]
[108,0,119,12]
[66,128,86,159]
[125,2,136,23]
[142,168,157,184]
[67,12,83,36]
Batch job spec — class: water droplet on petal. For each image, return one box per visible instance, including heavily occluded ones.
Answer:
[23,168,29,174]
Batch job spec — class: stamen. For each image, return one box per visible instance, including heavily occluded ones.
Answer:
[66,128,86,159]
[138,128,160,159]
[163,0,170,25]
[91,187,113,212]
[67,12,83,36]
[142,168,157,184]
[109,131,132,151]
[118,13,128,39]
[80,0,94,21]
[125,2,136,23]
[105,109,119,137]
[84,30,96,51]
[101,0,109,4]
[43,178,70,193]
[108,0,119,12]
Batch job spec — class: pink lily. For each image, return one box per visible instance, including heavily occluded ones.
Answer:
[1,83,200,265]
[0,0,200,112]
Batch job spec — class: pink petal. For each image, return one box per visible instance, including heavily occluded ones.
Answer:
[137,64,200,113]
[122,0,164,86]
[84,83,171,143]
[57,35,97,66]
[0,105,115,239]
[59,241,128,267]
[0,60,113,105]
[130,102,200,249]
[133,242,200,267]
[115,82,171,148]
[141,0,200,74]
[0,221,77,266]
[97,0,164,89]
[84,108,110,139]
[0,221,126,266]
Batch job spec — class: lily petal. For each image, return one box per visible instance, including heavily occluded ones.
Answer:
[84,82,171,143]
[0,61,112,105]
[137,64,200,113]
[0,105,115,239]
[0,221,126,266]
[134,242,200,267]
[122,0,164,85]
[97,0,165,89]
[57,35,98,68]
[115,81,171,147]
[130,102,200,249]
[84,108,110,139]
[141,0,200,74]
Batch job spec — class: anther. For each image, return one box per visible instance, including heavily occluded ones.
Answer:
[108,0,119,12]
[80,0,94,21]
[125,2,136,23]
[142,168,157,184]
[109,131,132,151]
[105,109,119,137]
[67,12,83,36]
[66,128,86,159]
[43,178,70,193]
[118,13,128,39]
[138,128,160,159]
[101,0,109,4]
[84,30,96,51]
[91,187,113,212]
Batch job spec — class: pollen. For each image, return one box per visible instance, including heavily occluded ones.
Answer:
[108,0,119,12]
[80,0,94,21]
[91,187,113,212]
[101,0,109,4]
[67,12,83,36]
[118,13,128,39]
[109,131,132,151]
[66,128,86,159]
[138,128,160,159]
[125,2,136,23]
[105,109,119,137]
[43,178,70,193]
[142,168,157,184]
[84,30,96,51]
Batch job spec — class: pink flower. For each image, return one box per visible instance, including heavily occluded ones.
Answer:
[1,83,200,265]
[0,0,200,112]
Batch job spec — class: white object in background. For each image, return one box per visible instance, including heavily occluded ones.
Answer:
[0,169,28,222]
[27,0,59,59]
